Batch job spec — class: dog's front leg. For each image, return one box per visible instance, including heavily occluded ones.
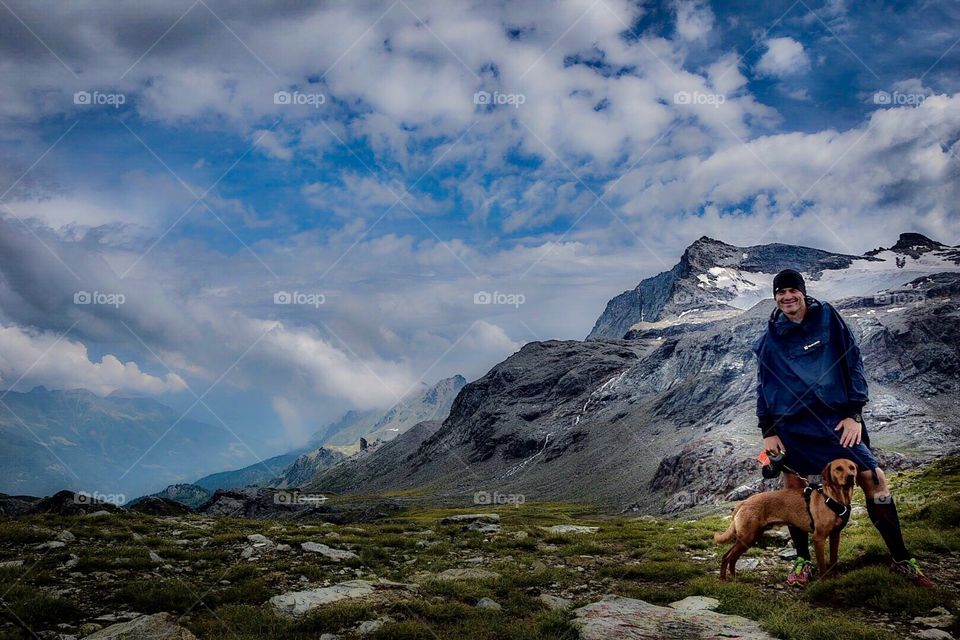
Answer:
[828,528,840,571]
[813,535,827,579]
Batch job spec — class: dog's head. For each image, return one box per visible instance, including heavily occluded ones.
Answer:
[821,458,858,494]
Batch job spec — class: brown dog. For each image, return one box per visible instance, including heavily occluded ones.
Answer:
[714,458,858,580]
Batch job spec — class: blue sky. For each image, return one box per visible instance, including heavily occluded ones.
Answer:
[0,0,958,466]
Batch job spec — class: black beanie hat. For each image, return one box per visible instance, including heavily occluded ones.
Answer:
[773,269,806,297]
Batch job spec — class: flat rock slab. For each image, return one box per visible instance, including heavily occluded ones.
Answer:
[572,595,774,640]
[301,541,358,561]
[439,513,500,524]
[540,525,600,535]
[270,580,375,616]
[433,568,501,581]
[84,613,197,639]
[668,596,720,612]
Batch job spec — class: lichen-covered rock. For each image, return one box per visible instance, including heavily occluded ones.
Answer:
[269,580,375,616]
[84,613,197,639]
[572,595,774,639]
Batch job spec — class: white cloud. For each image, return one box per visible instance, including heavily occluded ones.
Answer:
[0,324,187,396]
[253,129,293,161]
[674,0,715,41]
[756,37,811,77]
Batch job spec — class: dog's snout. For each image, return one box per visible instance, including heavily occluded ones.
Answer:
[843,476,855,488]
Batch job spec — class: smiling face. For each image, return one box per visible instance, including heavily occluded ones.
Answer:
[775,286,807,320]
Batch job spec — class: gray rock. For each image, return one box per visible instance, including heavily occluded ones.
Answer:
[35,540,66,550]
[0,560,24,569]
[540,525,599,535]
[56,530,76,543]
[572,595,774,639]
[668,596,720,612]
[476,597,502,611]
[269,580,376,616]
[83,613,197,639]
[539,594,573,611]
[913,630,953,640]
[777,547,797,560]
[433,568,501,581]
[737,558,760,570]
[246,534,275,547]
[354,617,391,635]
[912,607,955,629]
[467,522,501,533]
[301,542,358,561]
[439,513,500,525]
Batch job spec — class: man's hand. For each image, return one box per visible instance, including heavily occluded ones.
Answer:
[834,418,862,447]
[762,435,785,455]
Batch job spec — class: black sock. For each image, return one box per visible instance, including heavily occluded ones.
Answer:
[788,525,810,561]
[865,496,910,562]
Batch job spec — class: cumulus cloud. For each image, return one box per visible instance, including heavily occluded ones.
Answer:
[0,324,186,396]
[756,37,811,77]
[674,0,715,41]
[0,0,957,451]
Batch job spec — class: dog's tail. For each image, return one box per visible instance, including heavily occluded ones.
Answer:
[713,505,740,544]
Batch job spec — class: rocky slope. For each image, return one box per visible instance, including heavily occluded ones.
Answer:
[271,446,346,488]
[307,234,960,514]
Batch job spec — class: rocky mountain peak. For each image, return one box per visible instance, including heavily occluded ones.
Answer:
[890,232,945,257]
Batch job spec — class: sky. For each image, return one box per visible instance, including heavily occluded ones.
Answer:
[0,0,958,460]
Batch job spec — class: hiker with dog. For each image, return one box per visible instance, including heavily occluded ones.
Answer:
[714,269,934,587]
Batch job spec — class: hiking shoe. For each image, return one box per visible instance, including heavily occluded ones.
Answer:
[890,558,935,588]
[786,558,813,587]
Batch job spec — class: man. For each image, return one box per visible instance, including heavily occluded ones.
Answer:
[753,268,933,587]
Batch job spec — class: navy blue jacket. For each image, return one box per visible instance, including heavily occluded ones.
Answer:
[753,297,868,437]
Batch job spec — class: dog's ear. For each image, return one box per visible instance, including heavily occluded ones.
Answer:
[820,461,835,487]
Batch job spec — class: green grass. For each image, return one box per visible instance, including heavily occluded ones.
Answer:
[1,456,957,640]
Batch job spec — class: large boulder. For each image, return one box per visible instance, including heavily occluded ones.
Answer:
[572,595,773,639]
[84,612,197,639]
[269,580,376,616]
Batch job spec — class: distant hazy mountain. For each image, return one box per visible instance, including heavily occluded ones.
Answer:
[179,375,467,494]
[318,375,467,447]
[0,387,242,498]
[193,450,306,491]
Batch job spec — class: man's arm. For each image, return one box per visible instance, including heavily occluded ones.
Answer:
[754,344,778,438]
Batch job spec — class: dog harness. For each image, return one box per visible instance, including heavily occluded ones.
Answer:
[802,484,851,534]
[780,463,852,534]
